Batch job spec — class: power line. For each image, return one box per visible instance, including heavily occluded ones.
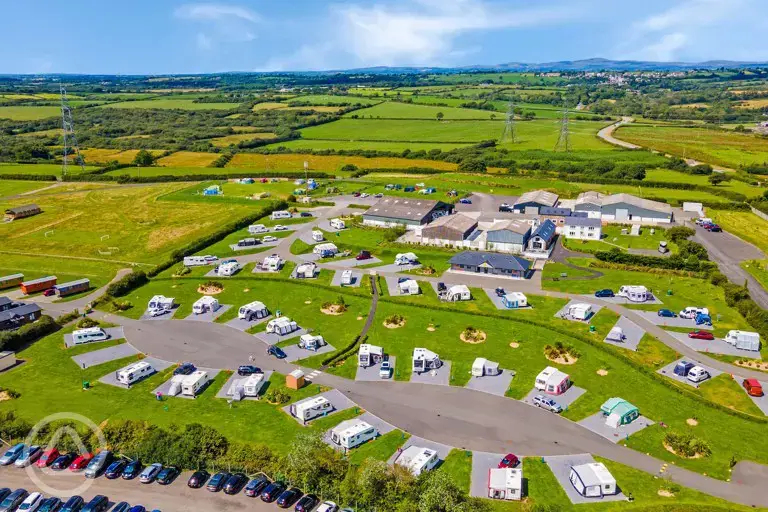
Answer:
[60,84,85,177]
[502,101,517,144]
[554,97,571,152]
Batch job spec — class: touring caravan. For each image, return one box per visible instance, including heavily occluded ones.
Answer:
[248,224,268,234]
[329,218,346,230]
[262,254,283,272]
[725,330,760,351]
[617,285,649,303]
[271,210,292,220]
[242,373,266,397]
[265,317,299,335]
[394,252,418,266]
[569,463,617,498]
[148,295,175,311]
[299,334,327,351]
[341,270,353,286]
[358,344,383,367]
[116,362,156,386]
[218,261,241,277]
[329,420,378,450]
[472,358,501,377]
[71,327,109,345]
[183,256,209,267]
[290,395,333,422]
[312,230,324,242]
[412,348,442,374]
[488,468,523,501]
[396,446,440,476]
[535,367,570,395]
[192,296,220,315]
[399,279,420,295]
[295,262,318,279]
[501,292,528,309]
[567,303,593,321]
[605,326,626,342]
[441,284,471,302]
[180,371,210,397]
[238,301,269,321]
[313,243,338,257]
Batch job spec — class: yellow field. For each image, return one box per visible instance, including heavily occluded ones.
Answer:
[209,133,277,147]
[80,149,165,164]
[252,102,288,111]
[116,134,151,140]
[156,151,219,167]
[226,153,457,172]
[16,129,61,138]
[737,98,768,108]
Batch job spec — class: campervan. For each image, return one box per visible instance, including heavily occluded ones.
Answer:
[329,218,346,230]
[295,262,317,279]
[617,285,649,303]
[71,327,109,345]
[290,396,332,422]
[148,295,175,311]
[116,362,155,386]
[725,330,760,352]
[180,371,210,396]
[472,358,501,377]
[330,420,378,450]
[605,326,626,342]
[358,344,383,367]
[441,284,471,302]
[262,254,283,272]
[396,446,439,476]
[299,334,327,351]
[679,307,709,319]
[266,317,299,335]
[238,301,269,321]
[218,261,241,276]
[249,224,268,234]
[394,252,418,265]
[340,270,353,286]
[687,366,710,383]
[399,279,420,295]
[412,348,442,374]
[271,210,292,220]
[192,296,220,315]
[312,230,324,242]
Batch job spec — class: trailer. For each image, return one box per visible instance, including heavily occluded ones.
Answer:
[567,303,593,321]
[183,256,213,267]
[20,276,56,295]
[340,270,353,286]
[605,326,626,342]
[238,301,269,321]
[54,278,90,297]
[148,295,175,311]
[192,296,220,315]
[265,317,298,335]
[358,344,383,367]
[329,218,346,230]
[472,357,501,377]
[488,468,523,501]
[501,292,527,309]
[0,274,23,290]
[312,230,324,242]
[330,419,378,450]
[394,252,418,265]
[299,334,327,351]
[295,262,318,279]
[569,463,617,498]
[398,279,420,295]
[535,366,570,395]
[396,446,439,476]
[71,327,109,345]
[413,348,442,374]
[617,285,649,303]
[313,243,338,257]
[236,238,259,248]
[218,261,241,276]
[116,362,156,386]
[290,395,333,422]
[725,330,760,351]
[262,254,283,272]
[271,210,292,220]
[180,370,210,397]
[441,284,471,302]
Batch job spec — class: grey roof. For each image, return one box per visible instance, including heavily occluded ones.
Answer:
[571,211,589,218]
[21,276,57,286]
[603,193,673,214]
[514,190,559,208]
[565,216,602,227]
[0,297,11,309]
[0,303,41,323]
[55,278,90,289]
[364,197,446,222]
[5,204,40,215]
[575,191,605,205]
[487,220,531,236]
[0,273,23,283]
[531,220,557,242]
[423,213,477,232]
[539,206,572,216]
[449,251,532,272]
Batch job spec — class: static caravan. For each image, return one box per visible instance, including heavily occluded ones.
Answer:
[535,366,570,395]
[183,256,209,267]
[55,279,90,297]
[218,261,241,276]
[413,348,442,374]
[442,285,471,302]
[358,344,383,367]
[330,419,378,450]
[472,357,501,377]
[266,317,299,335]
[399,279,420,295]
[238,301,269,321]
[192,296,220,315]
[340,270,353,286]
[290,396,333,422]
[249,224,268,234]
[617,285,649,303]
[295,262,318,279]
[501,292,528,309]
[180,371,210,397]
[271,210,292,220]
[116,362,156,386]
[242,373,266,397]
[725,330,760,352]
[0,273,23,290]
[262,254,283,272]
[488,468,523,501]
[148,295,175,311]
[569,463,618,498]
[394,252,418,265]
[299,334,327,351]
[20,276,57,295]
[396,446,440,476]
[312,230,324,242]
[567,303,593,321]
[71,327,109,345]
[313,243,338,257]
[329,218,346,230]
[605,326,626,342]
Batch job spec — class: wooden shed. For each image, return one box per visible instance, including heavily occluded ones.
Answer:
[286,369,306,390]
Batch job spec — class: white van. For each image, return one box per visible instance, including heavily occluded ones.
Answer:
[271,210,292,220]
[72,327,109,345]
[218,261,241,276]
[679,307,709,319]
[686,366,710,383]
[116,362,155,385]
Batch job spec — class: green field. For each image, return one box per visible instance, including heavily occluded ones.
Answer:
[300,118,506,142]
[644,168,763,198]
[0,106,61,120]
[100,99,241,110]
[563,224,677,254]
[262,139,470,152]
[0,180,56,198]
[288,94,379,106]
[0,163,97,176]
[345,101,500,120]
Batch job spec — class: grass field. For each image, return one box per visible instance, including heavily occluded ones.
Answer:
[0,106,61,120]
[100,99,241,110]
[287,94,379,106]
[156,151,220,167]
[226,152,457,172]
[563,224,677,254]
[80,148,165,164]
[208,133,277,147]
[644,169,763,198]
[345,101,500,120]
[710,210,768,254]
[15,128,61,138]
[497,120,613,151]
[617,125,768,168]
[742,259,768,291]
[0,163,97,176]
[262,139,471,151]
[0,180,56,198]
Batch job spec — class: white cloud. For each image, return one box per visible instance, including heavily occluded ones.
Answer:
[175,3,259,49]
[174,3,259,23]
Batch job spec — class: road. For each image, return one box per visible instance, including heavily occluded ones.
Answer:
[596,117,641,149]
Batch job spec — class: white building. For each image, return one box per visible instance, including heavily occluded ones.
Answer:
[573,192,673,224]
[569,463,618,498]
[488,468,523,501]
[564,217,602,240]
[395,446,440,475]
[329,419,378,450]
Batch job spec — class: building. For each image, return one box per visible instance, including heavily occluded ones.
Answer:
[0,301,42,331]
[4,204,41,221]
[513,190,559,214]
[448,251,532,279]
[526,219,557,255]
[573,191,673,224]
[54,279,90,297]
[488,468,523,501]
[420,214,478,247]
[539,206,574,227]
[485,221,531,254]
[285,369,305,390]
[0,274,24,290]
[573,191,604,219]
[20,276,56,295]
[362,197,453,231]
[600,397,640,427]
[564,217,602,240]
[569,463,618,498]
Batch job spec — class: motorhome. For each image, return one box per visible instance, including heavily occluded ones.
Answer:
[180,371,211,397]
[295,262,318,279]
[192,296,220,315]
[148,295,175,311]
[535,367,570,395]
[71,327,109,345]
[412,348,442,374]
[679,306,709,319]
[116,362,156,386]
[358,344,383,367]
[290,396,333,422]
[617,285,649,303]
[299,334,327,351]
[441,284,471,302]
[238,301,269,321]
[218,261,241,276]
[262,254,283,272]
[271,210,292,220]
[399,279,420,295]
[340,270,353,286]
[472,357,501,377]
[265,317,299,335]
[395,446,440,476]
[569,463,617,498]
[329,218,346,230]
[312,230,324,242]
[394,252,418,265]
[313,243,338,257]
[329,420,378,450]
[248,224,268,234]
[725,330,760,351]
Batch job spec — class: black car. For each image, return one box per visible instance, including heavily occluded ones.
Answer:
[276,488,302,509]
[495,287,505,297]
[437,282,447,293]
[0,491,9,504]
[594,289,615,298]
[111,503,130,512]
[299,212,312,218]
[223,473,247,495]
[260,482,286,503]
[173,362,196,376]
[59,496,84,512]
[105,460,126,479]
[122,460,142,480]
[237,365,262,376]
[266,345,287,359]
[294,494,318,512]
[206,472,230,492]
[243,475,270,497]
[156,466,179,485]
[38,497,62,512]
[51,453,75,471]
[0,489,27,512]
[81,495,109,512]
[187,470,209,489]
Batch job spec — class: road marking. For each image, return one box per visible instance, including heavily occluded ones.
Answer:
[307,370,322,379]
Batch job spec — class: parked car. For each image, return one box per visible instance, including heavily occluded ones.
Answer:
[273,225,288,231]
[594,289,614,298]
[299,212,312,218]
[104,460,126,479]
[276,488,302,508]
[237,365,262,376]
[84,450,112,478]
[223,473,248,495]
[68,453,93,472]
[173,362,196,376]
[262,236,278,243]
[360,193,370,198]
[495,287,505,297]
[379,360,392,379]
[294,494,318,512]
[51,453,75,471]
[111,503,130,512]
[122,460,142,480]
[81,495,109,512]
[18,493,42,512]
[498,453,519,468]
[37,497,62,512]
[743,378,764,397]
[708,224,722,232]
[459,198,472,204]
[1,490,29,512]
[0,493,9,506]
[36,448,60,468]
[243,475,270,497]
[127,507,145,512]
[355,250,372,261]
[14,446,42,468]
[437,282,447,293]
[658,309,677,318]
[687,366,710,383]
[43,288,56,297]
[532,394,563,413]
[139,463,163,484]
[688,330,714,340]
[260,482,287,503]
[498,203,513,212]
[59,496,84,512]
[267,345,287,359]
[352,192,360,197]
[373,193,383,198]
[187,470,210,489]
[206,472,231,492]
[146,308,166,318]
[156,466,179,485]
[0,443,25,466]
[316,502,338,512]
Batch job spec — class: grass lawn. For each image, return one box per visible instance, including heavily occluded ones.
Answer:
[541,261,595,279]
[80,148,165,165]
[644,168,763,198]
[710,211,768,254]
[0,163,97,176]
[0,180,56,198]
[345,101,500,120]
[496,120,614,152]
[695,374,764,417]
[287,94,379,106]
[300,119,506,143]
[742,259,768,290]
[226,152,457,172]
[439,449,472,492]
[191,225,296,258]
[563,224,677,254]
[0,106,61,120]
[262,139,471,152]
[347,430,408,465]
[100,99,241,110]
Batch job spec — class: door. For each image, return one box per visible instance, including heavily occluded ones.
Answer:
[615,209,629,221]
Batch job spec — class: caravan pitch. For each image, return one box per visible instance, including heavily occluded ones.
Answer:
[72,343,138,369]
[215,370,274,401]
[98,357,173,389]
[410,361,452,386]
[355,356,397,382]
[281,389,356,425]
[553,300,604,322]
[656,358,723,388]
[578,412,655,443]
[603,316,645,351]
[281,341,336,363]
[634,310,713,330]
[543,454,626,504]
[470,451,509,498]
[330,269,363,287]
[464,369,515,397]
[183,304,232,322]
[64,327,125,348]
[522,385,586,410]
[225,314,272,332]
[151,367,221,400]
[666,331,762,358]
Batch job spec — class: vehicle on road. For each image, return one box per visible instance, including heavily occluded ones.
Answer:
[187,470,210,489]
[273,225,287,231]
[316,502,338,512]
[355,250,372,261]
[373,193,383,198]
[36,448,59,468]
[223,473,248,495]
[276,487,302,508]
[244,475,270,497]
[81,495,109,512]
[294,494,319,512]
[379,360,392,379]
[37,497,61,512]
[237,365,263,376]
[262,235,278,243]
[532,394,563,413]
[459,198,472,204]
[105,460,126,479]
[68,453,93,472]
[744,379,764,397]
[156,466,179,485]
[352,192,360,197]
[260,482,287,503]
[266,345,287,359]
[1,490,29,512]
[0,444,25,466]
[688,330,715,340]
[14,446,42,468]
[59,496,83,512]
[51,453,75,471]
[207,472,231,492]
[498,453,519,468]
[139,463,163,484]
[173,362,196,376]
[122,460,142,480]
[594,289,614,298]
[657,309,676,318]
[18,493,42,512]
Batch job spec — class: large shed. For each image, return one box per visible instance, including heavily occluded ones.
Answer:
[421,213,478,245]
[4,204,41,221]
[485,220,531,254]
[513,190,559,213]
[601,194,673,224]
[362,197,453,230]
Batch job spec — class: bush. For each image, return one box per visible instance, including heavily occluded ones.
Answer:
[664,431,711,457]
[106,271,148,298]
[55,309,80,326]
[265,389,290,404]
[385,314,405,325]
[76,317,99,329]
[174,265,191,276]
[666,226,695,243]
[0,315,59,352]
[382,225,407,242]
[110,299,132,312]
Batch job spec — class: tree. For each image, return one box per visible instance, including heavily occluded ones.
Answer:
[489,113,496,120]
[457,159,486,173]
[436,112,444,121]
[708,173,729,186]
[132,149,154,167]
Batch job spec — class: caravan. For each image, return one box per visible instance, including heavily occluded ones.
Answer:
[192,296,220,315]
[358,344,384,367]
[398,279,420,295]
[312,230,324,242]
[340,270,353,286]
[441,284,471,302]
[183,256,216,267]
[116,362,156,386]
[605,326,626,342]
[396,446,440,476]
[472,358,501,377]
[218,261,241,276]
[412,348,442,374]
[535,367,570,395]
[249,224,268,234]
[271,210,292,220]
[329,420,378,450]
[242,373,266,397]
[262,254,283,272]
[290,396,333,422]
[71,327,109,345]
[295,262,318,279]
[313,243,338,257]
[617,285,649,303]
[265,317,299,335]
[394,252,418,265]
[329,218,346,230]
[569,463,618,498]
[299,334,327,351]
[501,292,528,309]
[148,295,175,311]
[725,330,761,352]
[238,301,269,321]
[567,303,593,321]
[180,371,210,397]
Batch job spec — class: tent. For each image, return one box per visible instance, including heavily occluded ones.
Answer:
[442,284,471,302]
[399,279,420,295]
[605,326,626,342]
[600,397,639,427]
[472,358,501,377]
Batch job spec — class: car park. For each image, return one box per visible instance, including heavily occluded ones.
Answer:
[316,502,339,512]
[36,448,60,468]
[206,472,230,492]
[59,496,84,512]
[122,460,142,480]
[68,453,93,472]
[532,394,563,413]
[187,470,210,489]
[688,330,715,340]
[223,473,248,495]
[174,362,196,376]
[51,453,75,471]
[14,446,42,468]
[237,365,262,376]
[37,497,61,512]
[244,475,270,497]
[744,379,764,397]
[379,360,392,379]
[355,250,372,261]
[260,482,286,502]
[18,493,42,512]
[139,463,163,483]
[1,490,29,512]
[498,453,519,468]
[105,460,126,479]
[294,494,318,512]
[658,309,676,318]
[156,466,179,485]
[267,345,287,359]
[276,487,302,508]
[594,289,614,298]
[81,495,109,512]
[84,450,112,478]
[0,443,25,466]
[111,503,130,512]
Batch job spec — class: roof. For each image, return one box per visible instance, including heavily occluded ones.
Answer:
[21,276,56,286]
[364,197,446,222]
[487,220,531,236]
[289,369,305,379]
[0,297,11,308]
[514,190,559,208]
[398,446,436,470]
[422,213,477,232]
[531,219,556,242]
[5,204,40,215]
[449,251,532,272]
[571,463,615,487]
[539,206,572,216]
[601,397,637,415]
[575,191,605,205]
[489,468,522,489]
[414,347,439,360]
[294,395,329,409]
[537,366,569,383]
[243,301,267,310]
[120,361,153,373]
[565,216,602,227]
[331,419,374,437]
[55,278,89,289]
[359,343,383,356]
[603,193,673,214]
[0,303,41,323]
[0,273,23,282]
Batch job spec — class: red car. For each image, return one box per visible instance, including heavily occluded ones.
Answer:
[43,288,56,297]
[355,250,372,261]
[69,453,93,471]
[498,453,519,468]
[744,379,764,397]
[36,448,60,468]
[688,330,714,340]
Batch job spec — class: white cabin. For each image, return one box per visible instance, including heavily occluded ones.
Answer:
[725,330,760,352]
[617,285,649,303]
[290,395,333,421]
[312,230,324,242]
[396,446,439,476]
[472,357,501,377]
[148,295,175,311]
[535,366,570,395]
[358,344,383,367]
[180,370,210,397]
[299,334,326,351]
[192,296,220,315]
[238,301,269,321]
[442,284,471,302]
[295,262,318,279]
[569,463,618,498]
[72,327,109,345]
[329,419,378,450]
[218,261,241,277]
[116,361,155,385]
[488,468,523,501]
[329,218,346,230]
[271,210,292,220]
[394,252,418,265]
[413,348,442,374]
[266,317,298,335]
[340,270,353,286]
[262,254,283,272]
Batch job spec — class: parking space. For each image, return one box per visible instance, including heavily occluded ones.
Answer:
[603,316,645,351]
[215,370,274,401]
[282,389,356,425]
[634,310,713,330]
[410,361,452,386]
[330,269,364,288]
[737,377,768,416]
[281,342,336,363]
[543,454,626,504]
[327,257,382,268]
[577,412,655,443]
[656,358,723,388]
[98,357,173,388]
[387,436,454,466]
[139,307,178,321]
[297,253,322,262]
[483,289,532,310]
[290,266,320,279]
[384,276,421,297]
[64,327,125,348]
[666,331,762,358]
[470,451,508,498]
[465,370,515,397]
[183,304,232,322]
[229,239,280,252]
[522,385,587,410]
[72,343,138,369]
[225,314,272,332]
[356,356,397,382]
[372,263,422,273]
[554,300,603,322]
[253,327,308,345]
[151,367,221,399]
[588,294,664,305]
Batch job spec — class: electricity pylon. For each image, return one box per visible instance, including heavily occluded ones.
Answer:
[554,98,571,152]
[60,84,85,177]
[501,101,517,143]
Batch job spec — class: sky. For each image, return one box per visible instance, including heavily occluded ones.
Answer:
[2,0,768,74]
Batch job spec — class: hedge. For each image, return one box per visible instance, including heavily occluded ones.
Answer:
[0,315,59,352]
[106,271,149,298]
[321,335,366,367]
[0,173,57,181]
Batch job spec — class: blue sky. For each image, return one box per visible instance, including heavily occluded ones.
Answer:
[2,0,767,74]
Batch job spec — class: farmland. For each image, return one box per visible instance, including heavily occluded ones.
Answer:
[0,105,61,120]
[0,163,98,176]
[208,132,277,147]
[263,139,471,151]
[100,98,242,110]
[80,148,165,164]
[156,151,220,167]
[345,101,501,120]
[226,152,458,171]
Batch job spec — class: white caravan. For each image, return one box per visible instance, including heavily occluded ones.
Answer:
[238,301,269,321]
[167,375,186,396]
[242,373,266,397]
[394,252,418,265]
[192,296,220,315]
[183,256,216,267]
[262,254,283,272]
[472,357,501,377]
[617,285,649,303]
[299,334,327,351]
[399,279,420,295]
[679,306,709,319]
[340,270,353,286]
[329,420,378,450]
[725,330,760,351]
[180,370,210,396]
[248,224,268,234]
[313,243,339,256]
[329,218,346,230]
[312,230,324,242]
[290,396,333,422]
[396,446,440,476]
[148,295,175,311]
[442,284,471,302]
[567,303,593,321]
[266,317,299,335]
[488,468,523,501]
[271,210,292,220]
[295,262,318,279]
[569,463,618,498]
[358,344,383,367]
[116,361,155,386]
[218,261,241,277]
[71,327,109,345]
[412,348,442,374]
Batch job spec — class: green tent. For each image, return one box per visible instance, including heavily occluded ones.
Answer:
[600,397,639,426]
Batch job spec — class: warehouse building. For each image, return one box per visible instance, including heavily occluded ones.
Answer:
[485,220,531,254]
[362,198,454,231]
[420,213,478,247]
[512,190,559,214]
[571,191,673,224]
